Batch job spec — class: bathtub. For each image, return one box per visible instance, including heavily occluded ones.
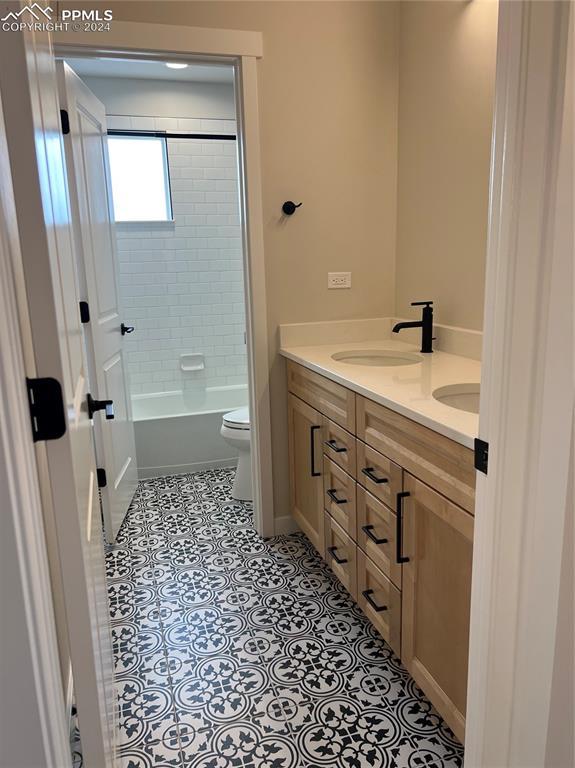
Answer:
[132,385,248,479]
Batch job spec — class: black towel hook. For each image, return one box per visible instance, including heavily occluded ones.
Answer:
[282,201,302,216]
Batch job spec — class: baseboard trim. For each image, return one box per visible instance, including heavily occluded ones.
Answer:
[274,515,299,536]
[138,458,237,479]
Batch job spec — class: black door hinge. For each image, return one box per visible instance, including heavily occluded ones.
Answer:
[97,468,107,488]
[474,438,489,475]
[60,109,70,135]
[26,377,67,442]
[79,301,90,324]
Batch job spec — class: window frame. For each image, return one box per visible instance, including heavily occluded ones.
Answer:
[107,130,174,224]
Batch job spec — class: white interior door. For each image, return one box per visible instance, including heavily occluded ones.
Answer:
[58,61,138,543]
[0,26,116,767]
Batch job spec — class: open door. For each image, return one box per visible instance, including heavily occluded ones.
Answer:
[57,62,138,542]
[0,27,116,768]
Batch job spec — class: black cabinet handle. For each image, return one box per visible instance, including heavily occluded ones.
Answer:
[121,323,135,335]
[327,546,348,565]
[396,491,410,563]
[361,467,388,485]
[324,439,347,454]
[361,524,388,545]
[362,589,388,613]
[310,425,321,477]
[326,488,347,505]
[87,393,114,420]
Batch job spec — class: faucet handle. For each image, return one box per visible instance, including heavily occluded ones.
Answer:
[411,301,433,307]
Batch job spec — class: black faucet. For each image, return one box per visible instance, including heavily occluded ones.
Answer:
[392,301,434,353]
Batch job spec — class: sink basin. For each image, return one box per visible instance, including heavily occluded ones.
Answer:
[433,383,480,414]
[331,350,422,367]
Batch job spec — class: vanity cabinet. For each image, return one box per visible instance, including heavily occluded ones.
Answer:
[287,393,324,554]
[286,359,475,742]
[401,474,474,743]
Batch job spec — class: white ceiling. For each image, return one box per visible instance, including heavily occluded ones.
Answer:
[64,57,234,84]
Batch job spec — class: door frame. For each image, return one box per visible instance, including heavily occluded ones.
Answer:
[54,21,275,537]
[465,1,573,765]
[0,39,78,768]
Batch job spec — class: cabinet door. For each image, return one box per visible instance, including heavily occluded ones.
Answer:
[288,393,324,555]
[401,473,474,743]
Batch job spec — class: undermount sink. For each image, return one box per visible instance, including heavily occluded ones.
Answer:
[433,383,480,414]
[331,349,422,367]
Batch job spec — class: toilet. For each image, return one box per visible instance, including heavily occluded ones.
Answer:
[220,406,252,501]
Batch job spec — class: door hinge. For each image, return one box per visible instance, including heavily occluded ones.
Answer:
[97,468,107,488]
[60,109,70,135]
[474,437,489,475]
[26,377,67,442]
[79,301,90,324]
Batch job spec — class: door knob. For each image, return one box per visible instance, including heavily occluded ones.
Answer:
[121,323,135,335]
[87,393,114,420]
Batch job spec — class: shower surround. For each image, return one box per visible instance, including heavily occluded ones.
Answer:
[111,115,248,476]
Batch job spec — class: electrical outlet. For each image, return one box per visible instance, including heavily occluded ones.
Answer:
[328,272,352,289]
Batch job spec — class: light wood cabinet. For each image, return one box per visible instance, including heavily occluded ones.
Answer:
[324,511,358,600]
[356,439,402,509]
[287,393,324,555]
[357,549,401,656]
[322,417,356,477]
[356,395,476,514]
[286,360,475,742]
[400,473,474,744]
[323,456,356,537]
[357,486,402,589]
[287,360,356,432]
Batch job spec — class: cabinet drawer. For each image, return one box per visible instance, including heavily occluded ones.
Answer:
[322,417,356,477]
[356,439,402,508]
[357,486,401,589]
[357,550,401,656]
[323,512,357,600]
[323,456,356,537]
[287,360,355,432]
[357,396,475,514]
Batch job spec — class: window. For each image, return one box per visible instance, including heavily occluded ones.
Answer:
[107,134,173,222]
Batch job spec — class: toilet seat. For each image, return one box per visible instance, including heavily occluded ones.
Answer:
[222,406,250,430]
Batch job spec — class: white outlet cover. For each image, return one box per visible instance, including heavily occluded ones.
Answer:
[328,272,352,289]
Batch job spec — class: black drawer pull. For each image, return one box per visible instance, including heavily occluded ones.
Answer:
[361,524,388,545]
[362,589,388,613]
[310,425,321,477]
[396,491,410,563]
[327,546,348,565]
[326,488,347,505]
[362,467,388,485]
[324,439,347,453]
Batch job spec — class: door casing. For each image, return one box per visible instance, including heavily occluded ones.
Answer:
[54,21,274,538]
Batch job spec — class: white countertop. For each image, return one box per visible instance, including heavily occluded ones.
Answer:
[280,339,481,449]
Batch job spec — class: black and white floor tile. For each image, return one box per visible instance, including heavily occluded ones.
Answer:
[105,468,463,768]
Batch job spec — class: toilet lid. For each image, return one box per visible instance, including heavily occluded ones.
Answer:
[223,406,250,429]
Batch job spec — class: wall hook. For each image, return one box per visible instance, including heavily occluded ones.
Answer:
[282,201,302,216]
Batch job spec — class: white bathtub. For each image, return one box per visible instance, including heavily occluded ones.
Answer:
[132,385,248,479]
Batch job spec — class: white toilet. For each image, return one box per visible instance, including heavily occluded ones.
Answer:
[220,406,252,501]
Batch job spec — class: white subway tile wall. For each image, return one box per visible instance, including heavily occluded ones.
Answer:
[110,116,247,396]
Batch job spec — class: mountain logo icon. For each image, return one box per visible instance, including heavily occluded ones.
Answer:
[1,4,53,22]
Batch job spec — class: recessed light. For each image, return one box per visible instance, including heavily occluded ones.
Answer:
[165,62,188,70]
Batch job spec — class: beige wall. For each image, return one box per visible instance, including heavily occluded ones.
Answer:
[395,0,498,330]
[110,1,400,520]
[102,1,496,520]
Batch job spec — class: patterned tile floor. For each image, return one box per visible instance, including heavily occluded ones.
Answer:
[107,468,464,768]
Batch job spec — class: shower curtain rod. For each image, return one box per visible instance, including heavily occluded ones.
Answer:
[107,129,237,140]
